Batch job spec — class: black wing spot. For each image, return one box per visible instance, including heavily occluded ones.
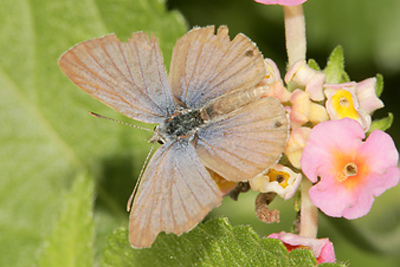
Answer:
[275,120,283,128]
[245,50,254,57]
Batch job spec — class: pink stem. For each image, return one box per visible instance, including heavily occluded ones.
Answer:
[283,5,307,66]
[299,179,318,238]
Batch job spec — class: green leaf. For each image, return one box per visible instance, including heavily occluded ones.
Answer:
[102,217,344,267]
[38,172,94,267]
[307,59,321,71]
[288,249,316,266]
[319,263,349,267]
[368,113,394,133]
[375,73,384,97]
[324,46,349,84]
[0,0,186,266]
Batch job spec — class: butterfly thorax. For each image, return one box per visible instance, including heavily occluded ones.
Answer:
[156,109,204,143]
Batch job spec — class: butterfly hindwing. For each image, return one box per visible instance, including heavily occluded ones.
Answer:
[129,140,222,248]
[195,97,288,182]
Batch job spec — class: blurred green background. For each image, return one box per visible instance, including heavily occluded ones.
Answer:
[1,0,400,266]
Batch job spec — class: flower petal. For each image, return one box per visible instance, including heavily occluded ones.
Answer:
[285,60,325,101]
[356,78,384,114]
[360,130,399,171]
[285,127,311,169]
[267,231,336,263]
[250,164,302,200]
[324,85,371,131]
[255,0,308,6]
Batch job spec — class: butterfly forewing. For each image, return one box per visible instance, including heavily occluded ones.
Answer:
[195,97,289,182]
[129,140,222,248]
[58,33,175,124]
[169,26,266,109]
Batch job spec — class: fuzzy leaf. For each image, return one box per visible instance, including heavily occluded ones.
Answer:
[102,217,345,267]
[368,113,394,133]
[375,73,384,97]
[38,172,94,267]
[308,59,321,71]
[324,46,349,84]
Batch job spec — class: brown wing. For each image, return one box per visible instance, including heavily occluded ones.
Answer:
[58,33,175,123]
[195,97,289,182]
[129,140,222,248]
[168,26,266,109]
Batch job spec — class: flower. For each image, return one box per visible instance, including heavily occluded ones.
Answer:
[260,59,291,103]
[324,78,383,132]
[285,60,325,101]
[268,231,336,264]
[289,89,329,129]
[324,82,369,131]
[250,164,302,200]
[301,118,400,219]
[255,0,308,6]
[208,169,237,196]
[284,127,311,169]
[354,77,384,114]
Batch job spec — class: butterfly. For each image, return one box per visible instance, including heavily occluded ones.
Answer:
[58,26,289,248]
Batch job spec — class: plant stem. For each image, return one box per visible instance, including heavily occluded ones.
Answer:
[299,179,318,238]
[283,5,306,67]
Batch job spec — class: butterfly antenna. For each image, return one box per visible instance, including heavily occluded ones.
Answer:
[89,111,160,211]
[89,112,154,133]
[126,136,160,212]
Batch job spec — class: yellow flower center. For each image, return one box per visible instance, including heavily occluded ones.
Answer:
[331,89,360,120]
[267,169,290,188]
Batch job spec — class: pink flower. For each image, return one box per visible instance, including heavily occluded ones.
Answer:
[301,118,400,219]
[285,60,326,101]
[255,0,308,6]
[355,77,384,114]
[268,231,336,264]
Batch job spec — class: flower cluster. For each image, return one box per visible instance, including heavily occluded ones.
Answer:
[249,0,400,264]
[260,56,399,219]
[250,54,400,216]
[248,53,399,264]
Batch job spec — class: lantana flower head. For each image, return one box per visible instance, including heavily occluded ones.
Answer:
[268,231,336,264]
[301,118,400,219]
